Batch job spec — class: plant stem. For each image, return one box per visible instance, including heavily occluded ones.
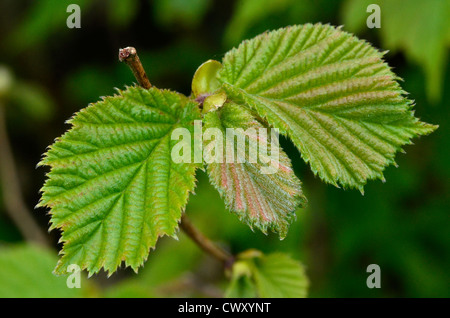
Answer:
[0,104,49,246]
[180,214,233,265]
[119,46,233,266]
[119,47,152,89]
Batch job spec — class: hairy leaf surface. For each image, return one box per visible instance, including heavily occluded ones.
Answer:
[217,23,437,191]
[39,86,200,275]
[203,103,306,237]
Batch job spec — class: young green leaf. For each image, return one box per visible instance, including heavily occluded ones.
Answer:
[252,253,309,298]
[227,251,308,298]
[192,59,223,98]
[217,23,438,191]
[203,102,306,237]
[38,86,200,275]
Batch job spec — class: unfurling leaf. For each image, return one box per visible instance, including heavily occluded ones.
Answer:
[217,23,438,191]
[38,86,200,275]
[191,59,223,99]
[225,261,257,298]
[203,103,306,238]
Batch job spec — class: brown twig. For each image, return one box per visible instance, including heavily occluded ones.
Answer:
[119,47,152,89]
[119,46,233,266]
[179,214,233,265]
[0,104,49,246]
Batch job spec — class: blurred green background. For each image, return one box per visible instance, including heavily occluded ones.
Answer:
[0,0,448,297]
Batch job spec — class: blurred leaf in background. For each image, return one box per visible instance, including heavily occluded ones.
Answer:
[0,244,91,297]
[7,81,55,123]
[223,0,341,47]
[104,237,206,297]
[103,280,155,298]
[342,0,450,103]
[107,0,139,28]
[227,250,309,298]
[0,65,54,127]
[224,0,294,46]
[7,0,91,51]
[153,0,212,29]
